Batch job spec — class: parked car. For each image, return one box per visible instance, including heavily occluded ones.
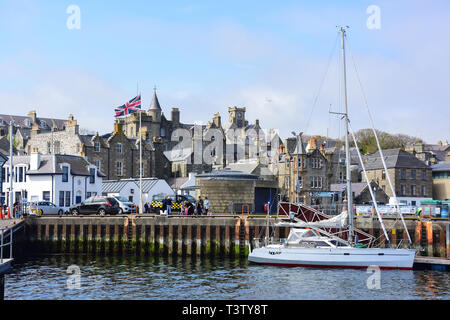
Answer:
[69,196,120,215]
[29,201,65,216]
[112,196,137,214]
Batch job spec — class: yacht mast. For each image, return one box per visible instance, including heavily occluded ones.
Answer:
[340,27,354,245]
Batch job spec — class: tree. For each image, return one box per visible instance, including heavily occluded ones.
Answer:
[349,129,423,155]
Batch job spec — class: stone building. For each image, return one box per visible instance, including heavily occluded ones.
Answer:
[0,110,67,150]
[431,163,450,200]
[25,115,170,180]
[330,181,389,205]
[406,141,450,165]
[196,169,278,214]
[276,136,331,205]
[363,148,433,206]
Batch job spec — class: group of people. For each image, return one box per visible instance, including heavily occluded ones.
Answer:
[145,195,210,216]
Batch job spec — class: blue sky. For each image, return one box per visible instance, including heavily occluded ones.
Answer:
[0,0,448,143]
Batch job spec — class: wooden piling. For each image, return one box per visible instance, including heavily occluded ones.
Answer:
[426,221,434,257]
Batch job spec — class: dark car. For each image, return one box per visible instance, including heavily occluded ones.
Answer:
[69,196,120,215]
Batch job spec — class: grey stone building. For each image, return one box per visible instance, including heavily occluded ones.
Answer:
[25,115,171,180]
[363,148,433,206]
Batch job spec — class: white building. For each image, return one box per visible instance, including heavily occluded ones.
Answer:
[1,149,104,211]
[102,178,174,204]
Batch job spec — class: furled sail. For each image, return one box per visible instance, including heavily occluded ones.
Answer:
[277,211,348,228]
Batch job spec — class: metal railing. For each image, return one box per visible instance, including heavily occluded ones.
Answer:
[0,228,13,264]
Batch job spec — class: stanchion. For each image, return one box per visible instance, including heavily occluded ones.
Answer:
[7,208,11,219]
[0,207,3,219]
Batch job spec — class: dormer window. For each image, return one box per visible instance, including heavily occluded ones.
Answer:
[24,119,32,127]
[41,120,47,128]
[117,143,122,154]
[94,141,100,152]
[62,166,69,182]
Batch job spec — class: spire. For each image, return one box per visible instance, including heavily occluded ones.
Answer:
[149,86,161,110]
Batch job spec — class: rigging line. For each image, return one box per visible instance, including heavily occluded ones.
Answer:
[303,32,339,135]
[346,36,412,245]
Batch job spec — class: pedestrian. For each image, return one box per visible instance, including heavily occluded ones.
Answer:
[144,202,149,213]
[167,196,172,215]
[204,197,210,215]
[161,196,168,215]
[188,201,194,216]
[196,196,203,216]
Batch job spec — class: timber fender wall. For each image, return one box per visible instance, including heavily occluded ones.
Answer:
[21,216,450,259]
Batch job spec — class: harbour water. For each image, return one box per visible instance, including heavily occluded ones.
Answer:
[4,254,450,300]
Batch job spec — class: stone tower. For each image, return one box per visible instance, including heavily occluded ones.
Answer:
[228,106,247,128]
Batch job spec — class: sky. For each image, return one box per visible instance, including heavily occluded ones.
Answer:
[0,0,448,143]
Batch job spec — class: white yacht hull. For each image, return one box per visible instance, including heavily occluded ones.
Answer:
[248,246,416,270]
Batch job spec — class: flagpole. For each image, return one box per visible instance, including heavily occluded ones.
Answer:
[138,83,143,214]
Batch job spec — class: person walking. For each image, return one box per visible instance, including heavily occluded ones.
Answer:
[204,197,210,215]
[196,196,204,216]
[161,196,168,215]
[187,201,194,216]
[167,196,172,215]
[144,202,149,213]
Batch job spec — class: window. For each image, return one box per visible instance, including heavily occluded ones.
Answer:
[18,167,23,182]
[161,127,166,137]
[43,191,50,201]
[422,170,426,181]
[89,168,95,184]
[400,169,406,180]
[411,169,416,180]
[285,158,290,168]
[62,166,69,182]
[411,185,416,196]
[59,191,65,207]
[401,185,406,196]
[54,141,60,154]
[47,142,51,154]
[422,186,426,196]
[297,176,303,189]
[117,161,123,176]
[117,143,122,154]
[94,160,101,170]
[310,177,314,188]
[65,191,71,207]
[94,141,100,152]
[302,158,307,168]
[382,170,386,180]
[319,159,323,169]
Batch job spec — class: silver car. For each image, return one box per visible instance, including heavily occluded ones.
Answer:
[29,201,65,216]
[113,196,137,214]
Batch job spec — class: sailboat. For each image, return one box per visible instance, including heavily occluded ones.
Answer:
[248,27,416,270]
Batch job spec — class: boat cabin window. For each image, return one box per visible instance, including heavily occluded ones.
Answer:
[312,241,331,247]
[330,240,348,247]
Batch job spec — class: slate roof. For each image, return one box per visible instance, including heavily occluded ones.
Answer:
[364,149,429,170]
[102,178,166,193]
[0,113,66,131]
[330,182,379,198]
[4,154,105,177]
[197,168,260,180]
[149,90,161,110]
[431,163,450,172]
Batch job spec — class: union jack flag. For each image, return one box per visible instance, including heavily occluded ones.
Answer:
[114,94,142,117]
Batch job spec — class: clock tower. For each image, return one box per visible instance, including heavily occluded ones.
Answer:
[228,106,247,128]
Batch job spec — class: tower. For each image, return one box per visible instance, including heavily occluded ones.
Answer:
[228,106,247,128]
[147,86,162,139]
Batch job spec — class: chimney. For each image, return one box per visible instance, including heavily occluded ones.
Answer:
[67,114,79,134]
[255,119,260,127]
[306,137,317,153]
[212,113,221,127]
[30,123,40,138]
[28,110,37,124]
[30,147,41,171]
[171,108,180,126]
[114,119,124,134]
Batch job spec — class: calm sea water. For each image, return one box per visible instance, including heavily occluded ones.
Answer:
[4,254,449,300]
